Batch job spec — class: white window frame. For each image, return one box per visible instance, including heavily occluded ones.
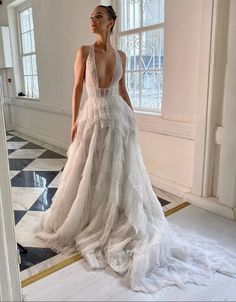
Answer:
[115,0,164,115]
[16,1,39,99]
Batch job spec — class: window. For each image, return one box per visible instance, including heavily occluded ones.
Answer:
[18,5,39,98]
[117,0,164,113]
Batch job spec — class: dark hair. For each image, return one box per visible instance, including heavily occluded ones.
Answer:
[97,5,117,34]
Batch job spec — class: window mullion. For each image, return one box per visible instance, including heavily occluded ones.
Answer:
[22,51,35,56]
[116,23,164,37]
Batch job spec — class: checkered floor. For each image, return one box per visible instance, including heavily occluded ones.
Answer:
[6,130,171,272]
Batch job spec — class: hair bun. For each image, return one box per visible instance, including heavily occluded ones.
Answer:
[107,5,117,18]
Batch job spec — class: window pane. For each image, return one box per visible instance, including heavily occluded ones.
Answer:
[119,0,141,31]
[31,54,37,75]
[20,7,38,98]
[24,75,39,98]
[22,32,32,54]
[119,34,140,71]
[142,0,164,27]
[119,0,164,30]
[20,9,30,33]
[141,29,164,70]
[127,71,140,108]
[24,76,33,97]
[30,31,35,52]
[141,71,163,110]
[32,76,39,98]
[29,8,34,30]
[20,8,33,33]
[23,55,32,76]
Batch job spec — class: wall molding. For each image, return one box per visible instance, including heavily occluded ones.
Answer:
[7,97,196,141]
[149,171,191,198]
[183,192,235,220]
[5,97,71,116]
[13,125,69,152]
[135,112,196,140]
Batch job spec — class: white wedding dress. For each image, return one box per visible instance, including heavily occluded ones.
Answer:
[36,44,236,293]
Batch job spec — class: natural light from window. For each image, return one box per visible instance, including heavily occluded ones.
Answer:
[117,0,164,113]
[19,6,39,98]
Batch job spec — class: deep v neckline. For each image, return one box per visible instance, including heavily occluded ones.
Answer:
[92,44,117,89]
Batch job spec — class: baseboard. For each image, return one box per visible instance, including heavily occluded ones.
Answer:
[5,123,14,131]
[12,126,68,155]
[183,193,235,220]
[149,172,191,198]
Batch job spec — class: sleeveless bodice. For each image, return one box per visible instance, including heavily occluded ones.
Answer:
[85,44,123,98]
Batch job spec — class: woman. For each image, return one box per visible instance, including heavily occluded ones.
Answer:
[36,5,236,293]
[71,5,133,143]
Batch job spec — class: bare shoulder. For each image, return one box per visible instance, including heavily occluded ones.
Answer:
[117,49,127,64]
[75,45,91,61]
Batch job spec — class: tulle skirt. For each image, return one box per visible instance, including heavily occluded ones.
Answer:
[36,94,236,293]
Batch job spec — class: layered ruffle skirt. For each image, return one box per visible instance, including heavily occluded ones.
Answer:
[36,95,236,292]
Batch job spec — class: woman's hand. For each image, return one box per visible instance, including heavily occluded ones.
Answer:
[71,123,77,142]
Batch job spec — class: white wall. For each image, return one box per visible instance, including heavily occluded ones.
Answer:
[0,0,10,25]
[136,0,203,196]
[162,0,201,123]
[5,0,99,147]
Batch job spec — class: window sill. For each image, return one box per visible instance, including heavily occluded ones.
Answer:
[134,109,162,118]
[16,96,40,101]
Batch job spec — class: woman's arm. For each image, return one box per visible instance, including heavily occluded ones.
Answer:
[118,50,134,111]
[71,46,88,129]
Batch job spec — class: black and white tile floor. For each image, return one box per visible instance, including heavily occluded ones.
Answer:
[5,130,180,278]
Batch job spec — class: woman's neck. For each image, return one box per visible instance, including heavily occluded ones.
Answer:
[94,34,113,52]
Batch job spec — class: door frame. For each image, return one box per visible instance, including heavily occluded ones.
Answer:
[0,96,22,300]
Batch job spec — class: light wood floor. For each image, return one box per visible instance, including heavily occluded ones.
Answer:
[22,205,236,301]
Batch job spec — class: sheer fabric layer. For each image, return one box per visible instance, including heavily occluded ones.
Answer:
[35,44,236,293]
